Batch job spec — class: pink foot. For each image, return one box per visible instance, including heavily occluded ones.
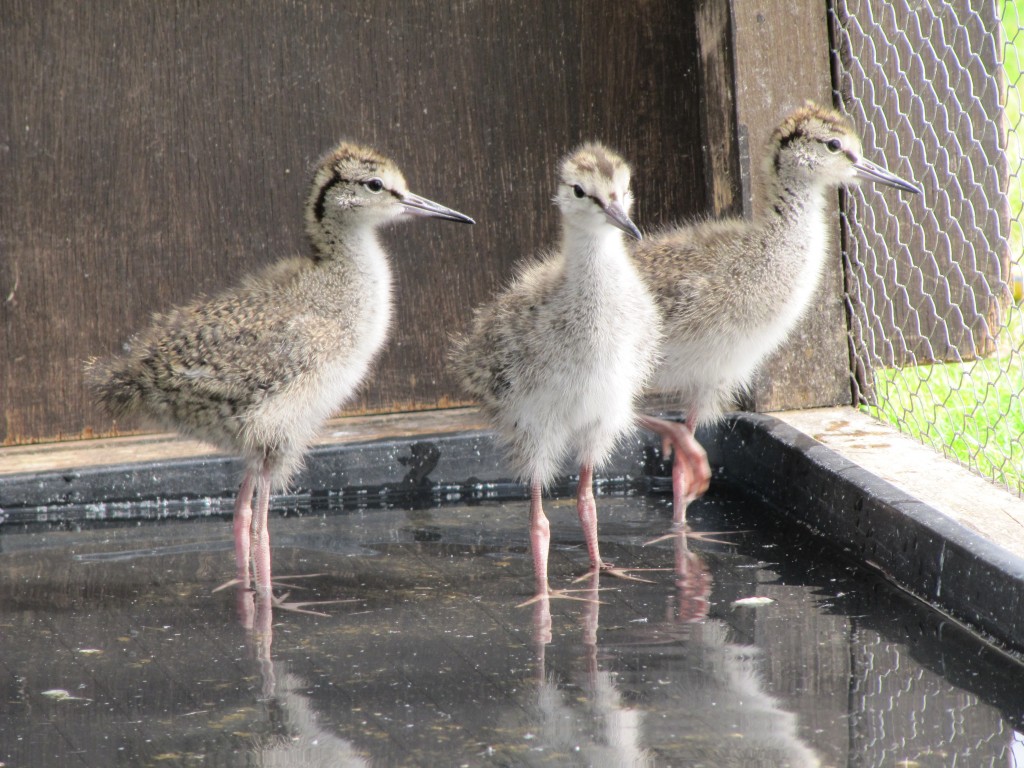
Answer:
[639,414,711,507]
[571,564,667,584]
[639,414,712,535]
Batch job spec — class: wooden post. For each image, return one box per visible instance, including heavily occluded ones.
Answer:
[702,0,852,412]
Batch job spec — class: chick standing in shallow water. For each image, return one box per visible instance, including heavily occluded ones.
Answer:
[452,143,660,603]
[86,142,473,606]
[633,102,921,527]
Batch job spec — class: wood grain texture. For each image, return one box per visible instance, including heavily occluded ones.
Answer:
[695,0,742,219]
[728,0,852,413]
[0,0,704,444]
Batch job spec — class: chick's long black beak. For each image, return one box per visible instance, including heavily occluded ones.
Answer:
[603,200,642,241]
[401,191,475,224]
[854,157,922,195]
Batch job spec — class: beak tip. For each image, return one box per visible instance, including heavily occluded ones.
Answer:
[401,192,475,224]
[891,179,923,195]
[854,159,922,196]
[603,202,642,241]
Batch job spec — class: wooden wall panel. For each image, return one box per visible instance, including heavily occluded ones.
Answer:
[695,0,743,219]
[727,0,852,412]
[0,1,705,444]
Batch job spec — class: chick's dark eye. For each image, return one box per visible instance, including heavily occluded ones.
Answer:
[572,184,586,199]
[364,178,384,193]
[826,139,842,153]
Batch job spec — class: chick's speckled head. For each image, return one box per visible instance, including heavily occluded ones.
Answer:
[305,141,474,238]
[768,102,920,194]
[306,142,408,228]
[554,142,641,240]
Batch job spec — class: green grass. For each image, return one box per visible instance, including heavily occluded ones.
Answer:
[867,308,1024,493]
[861,1,1024,496]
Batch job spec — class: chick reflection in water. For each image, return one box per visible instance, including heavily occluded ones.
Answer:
[241,593,371,768]
[519,537,821,767]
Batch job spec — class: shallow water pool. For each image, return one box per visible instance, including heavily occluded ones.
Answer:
[1,483,1022,766]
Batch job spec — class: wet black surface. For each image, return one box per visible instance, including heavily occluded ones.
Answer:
[713,413,1024,654]
[2,483,1024,767]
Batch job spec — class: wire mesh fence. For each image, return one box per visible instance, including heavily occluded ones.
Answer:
[830,0,1024,497]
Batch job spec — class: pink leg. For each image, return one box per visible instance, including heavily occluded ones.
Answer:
[573,466,659,585]
[222,465,348,618]
[528,480,551,599]
[572,464,664,584]
[670,454,690,526]
[233,472,256,587]
[576,464,605,569]
[518,478,608,607]
[251,468,274,598]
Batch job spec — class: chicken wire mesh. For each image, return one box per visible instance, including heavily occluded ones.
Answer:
[850,627,1013,766]
[829,0,1024,497]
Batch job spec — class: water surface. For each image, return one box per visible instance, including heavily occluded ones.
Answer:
[1,484,1022,766]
